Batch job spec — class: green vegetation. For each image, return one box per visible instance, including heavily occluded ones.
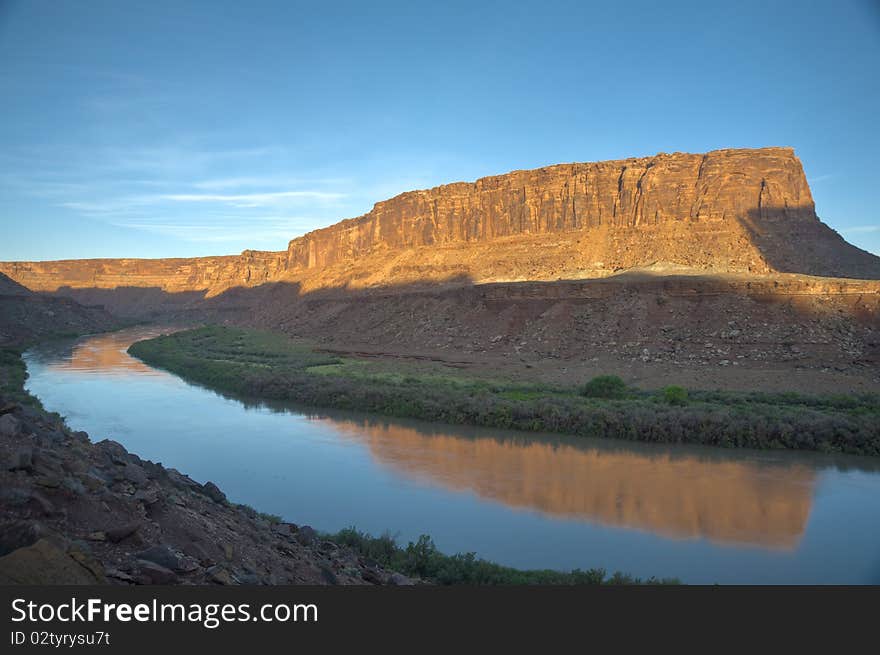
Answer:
[0,347,44,409]
[1,329,667,586]
[325,527,679,585]
[128,326,880,456]
[234,504,283,525]
[663,385,689,406]
[580,374,629,399]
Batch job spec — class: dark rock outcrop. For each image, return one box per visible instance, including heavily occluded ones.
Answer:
[0,395,414,585]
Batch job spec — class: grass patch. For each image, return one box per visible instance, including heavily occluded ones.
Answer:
[325,527,679,585]
[128,326,880,456]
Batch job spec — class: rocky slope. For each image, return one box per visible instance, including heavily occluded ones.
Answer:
[0,395,413,585]
[0,273,119,348]
[2,148,878,308]
[236,272,880,394]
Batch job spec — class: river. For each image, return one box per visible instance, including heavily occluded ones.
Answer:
[22,327,880,583]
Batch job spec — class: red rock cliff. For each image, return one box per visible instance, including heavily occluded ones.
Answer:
[284,146,879,280]
[2,147,879,296]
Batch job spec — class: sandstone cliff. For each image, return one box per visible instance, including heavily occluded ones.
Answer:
[2,147,879,299]
[282,146,880,285]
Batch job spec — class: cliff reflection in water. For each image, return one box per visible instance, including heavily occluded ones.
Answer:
[320,417,817,549]
[39,328,817,550]
[41,329,176,375]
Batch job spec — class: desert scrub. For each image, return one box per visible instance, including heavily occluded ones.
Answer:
[128,327,880,456]
[579,374,629,399]
[325,527,679,585]
[0,347,45,409]
[662,385,688,406]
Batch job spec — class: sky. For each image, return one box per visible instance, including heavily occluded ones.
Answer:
[1,0,879,261]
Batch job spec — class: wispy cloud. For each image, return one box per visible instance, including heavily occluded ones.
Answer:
[191,175,348,191]
[107,216,320,243]
[808,174,836,184]
[159,190,344,206]
[93,145,283,176]
[842,225,880,234]
[57,188,344,215]
[1,139,360,251]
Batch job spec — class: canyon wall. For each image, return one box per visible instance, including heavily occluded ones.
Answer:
[0,251,287,296]
[284,146,879,282]
[288,147,813,267]
[3,147,879,299]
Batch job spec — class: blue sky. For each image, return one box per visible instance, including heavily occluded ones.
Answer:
[1,0,878,261]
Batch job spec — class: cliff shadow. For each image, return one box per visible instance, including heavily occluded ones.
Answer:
[738,206,880,279]
[53,285,223,321]
[38,268,880,328]
[44,273,482,323]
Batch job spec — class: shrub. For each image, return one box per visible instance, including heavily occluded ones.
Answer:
[580,375,628,399]
[322,528,676,584]
[129,327,880,456]
[663,385,688,406]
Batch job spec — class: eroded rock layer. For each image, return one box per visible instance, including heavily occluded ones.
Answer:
[285,147,833,276]
[2,147,879,300]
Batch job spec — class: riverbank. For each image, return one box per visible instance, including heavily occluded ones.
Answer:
[2,342,673,585]
[128,326,880,456]
[0,344,412,584]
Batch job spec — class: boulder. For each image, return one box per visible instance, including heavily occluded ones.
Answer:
[295,525,318,546]
[136,545,182,572]
[122,463,149,486]
[166,468,200,491]
[0,520,50,556]
[133,488,160,505]
[0,487,54,516]
[388,572,415,586]
[0,539,103,585]
[0,413,21,437]
[105,521,141,543]
[136,560,178,585]
[95,439,129,464]
[207,565,237,585]
[7,446,33,471]
[0,401,20,415]
[201,481,227,504]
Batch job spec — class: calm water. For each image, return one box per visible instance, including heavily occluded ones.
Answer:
[23,328,880,584]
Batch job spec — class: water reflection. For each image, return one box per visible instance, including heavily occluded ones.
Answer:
[22,328,880,583]
[39,328,176,375]
[316,417,816,548]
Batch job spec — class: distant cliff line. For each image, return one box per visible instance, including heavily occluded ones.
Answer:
[3,146,880,296]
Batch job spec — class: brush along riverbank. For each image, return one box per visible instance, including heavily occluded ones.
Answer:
[128,326,880,456]
[2,341,673,585]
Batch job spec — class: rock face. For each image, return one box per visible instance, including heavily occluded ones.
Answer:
[287,147,823,272]
[0,252,287,297]
[1,147,879,303]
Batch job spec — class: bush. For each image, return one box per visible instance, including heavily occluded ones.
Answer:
[663,385,688,406]
[129,327,880,456]
[580,375,628,399]
[322,528,676,585]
